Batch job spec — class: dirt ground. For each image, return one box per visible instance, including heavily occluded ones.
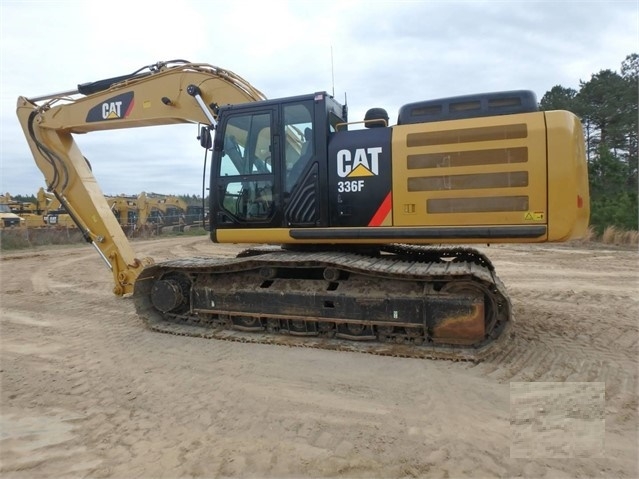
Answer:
[0,236,637,479]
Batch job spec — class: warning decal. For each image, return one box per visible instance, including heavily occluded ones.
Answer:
[524,211,545,221]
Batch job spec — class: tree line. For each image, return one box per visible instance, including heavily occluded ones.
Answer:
[540,53,638,233]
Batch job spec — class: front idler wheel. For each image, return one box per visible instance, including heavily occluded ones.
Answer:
[150,273,191,313]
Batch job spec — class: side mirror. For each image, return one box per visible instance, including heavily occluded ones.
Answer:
[198,126,212,149]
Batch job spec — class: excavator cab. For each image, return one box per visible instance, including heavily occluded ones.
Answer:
[209,91,398,240]
[210,92,346,236]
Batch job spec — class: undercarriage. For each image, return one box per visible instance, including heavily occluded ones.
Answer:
[133,245,512,361]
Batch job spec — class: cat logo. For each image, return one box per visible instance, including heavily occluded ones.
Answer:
[102,101,124,119]
[86,92,134,122]
[337,147,382,178]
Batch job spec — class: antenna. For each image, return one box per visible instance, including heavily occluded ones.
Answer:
[331,46,335,97]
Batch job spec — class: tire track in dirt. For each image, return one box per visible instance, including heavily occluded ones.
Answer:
[2,242,295,477]
[477,245,638,373]
[462,245,638,478]
[1,240,637,478]
[29,250,101,294]
[475,279,637,391]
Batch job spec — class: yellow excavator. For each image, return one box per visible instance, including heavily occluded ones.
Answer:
[0,197,26,228]
[136,192,189,229]
[0,189,70,228]
[107,194,139,229]
[0,194,30,227]
[107,193,189,234]
[16,60,589,360]
[35,187,76,228]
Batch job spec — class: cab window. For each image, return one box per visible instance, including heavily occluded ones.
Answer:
[284,102,314,193]
[218,112,275,222]
[220,113,272,176]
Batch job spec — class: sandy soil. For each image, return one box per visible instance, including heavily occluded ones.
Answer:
[0,237,637,478]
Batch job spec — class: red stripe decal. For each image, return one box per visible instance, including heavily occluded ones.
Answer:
[125,99,135,118]
[368,193,392,226]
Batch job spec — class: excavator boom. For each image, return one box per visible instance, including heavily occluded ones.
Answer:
[17,61,265,294]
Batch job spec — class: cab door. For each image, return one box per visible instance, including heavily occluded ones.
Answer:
[212,107,281,228]
[281,99,320,226]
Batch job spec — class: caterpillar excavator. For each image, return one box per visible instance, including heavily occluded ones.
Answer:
[137,192,189,228]
[16,60,590,360]
[107,193,189,234]
[0,202,25,228]
[107,194,139,230]
[36,187,76,228]
[0,188,69,228]
[0,194,30,227]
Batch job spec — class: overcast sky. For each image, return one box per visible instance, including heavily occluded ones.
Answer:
[1,0,637,196]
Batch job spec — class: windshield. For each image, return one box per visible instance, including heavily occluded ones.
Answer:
[220,113,272,176]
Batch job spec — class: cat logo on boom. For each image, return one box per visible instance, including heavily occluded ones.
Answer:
[86,92,134,122]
